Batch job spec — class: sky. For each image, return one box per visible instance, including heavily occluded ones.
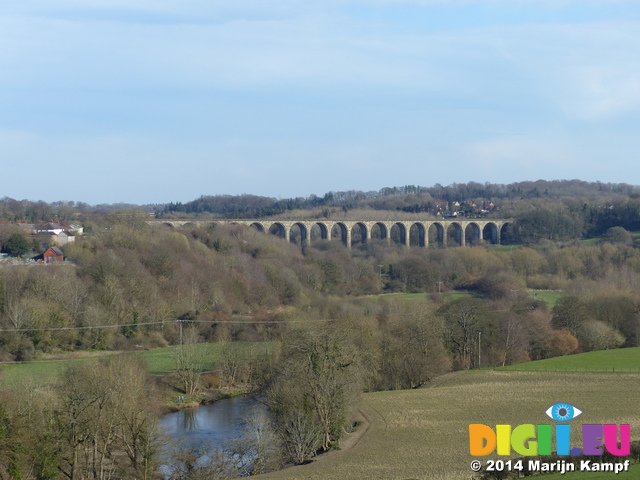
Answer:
[2,1,640,205]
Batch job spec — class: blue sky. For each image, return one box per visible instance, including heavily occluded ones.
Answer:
[2,1,640,205]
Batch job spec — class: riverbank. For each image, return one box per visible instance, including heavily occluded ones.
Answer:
[158,377,254,414]
[159,393,372,480]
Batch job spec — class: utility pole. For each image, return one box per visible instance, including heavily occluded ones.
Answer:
[478,331,482,369]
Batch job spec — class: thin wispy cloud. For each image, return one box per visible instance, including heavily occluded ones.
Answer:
[1,1,639,203]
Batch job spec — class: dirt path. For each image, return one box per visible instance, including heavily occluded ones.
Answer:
[307,407,371,465]
[257,405,373,479]
[274,372,464,471]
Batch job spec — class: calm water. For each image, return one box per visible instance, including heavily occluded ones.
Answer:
[160,396,260,445]
[159,396,262,475]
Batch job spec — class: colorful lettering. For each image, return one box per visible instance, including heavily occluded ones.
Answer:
[469,423,630,457]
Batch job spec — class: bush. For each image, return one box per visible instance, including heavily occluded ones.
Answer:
[6,234,29,257]
[575,320,625,352]
[140,331,169,349]
[202,372,220,389]
[601,226,633,245]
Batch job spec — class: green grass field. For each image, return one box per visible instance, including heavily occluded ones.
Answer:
[371,292,431,303]
[4,338,639,479]
[255,369,640,480]
[373,289,554,307]
[497,347,640,373]
[529,289,563,308]
[0,354,100,388]
[371,291,475,304]
[581,228,640,246]
[257,346,640,480]
[581,237,601,245]
[0,341,273,388]
[141,341,273,375]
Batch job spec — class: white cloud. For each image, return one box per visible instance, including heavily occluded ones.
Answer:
[2,1,639,107]
[0,13,450,92]
[2,1,640,202]
[431,21,640,121]
[496,22,640,121]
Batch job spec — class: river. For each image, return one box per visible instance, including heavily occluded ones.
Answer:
[158,395,263,476]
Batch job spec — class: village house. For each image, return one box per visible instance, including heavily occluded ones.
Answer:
[43,247,64,263]
[36,223,65,235]
[54,231,75,246]
[16,221,79,248]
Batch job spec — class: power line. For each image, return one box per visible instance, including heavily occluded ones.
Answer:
[188,319,338,325]
[0,321,165,333]
[0,318,338,333]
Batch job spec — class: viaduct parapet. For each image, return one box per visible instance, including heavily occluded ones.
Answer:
[149,218,514,248]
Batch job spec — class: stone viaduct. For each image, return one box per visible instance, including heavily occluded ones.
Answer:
[149,218,514,248]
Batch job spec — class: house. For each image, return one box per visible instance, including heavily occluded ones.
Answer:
[43,247,64,263]
[69,224,84,235]
[20,221,77,247]
[16,222,38,234]
[31,232,56,250]
[55,231,75,246]
[37,223,65,235]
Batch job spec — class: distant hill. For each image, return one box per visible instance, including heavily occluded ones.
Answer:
[159,179,639,219]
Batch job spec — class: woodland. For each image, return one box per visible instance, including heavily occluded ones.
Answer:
[1,179,640,479]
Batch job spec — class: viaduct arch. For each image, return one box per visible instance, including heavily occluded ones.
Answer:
[151,218,514,248]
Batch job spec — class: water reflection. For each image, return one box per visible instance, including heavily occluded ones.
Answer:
[158,396,263,477]
[161,396,260,444]
[178,408,199,432]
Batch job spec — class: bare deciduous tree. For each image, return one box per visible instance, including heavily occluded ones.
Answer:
[175,326,210,396]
